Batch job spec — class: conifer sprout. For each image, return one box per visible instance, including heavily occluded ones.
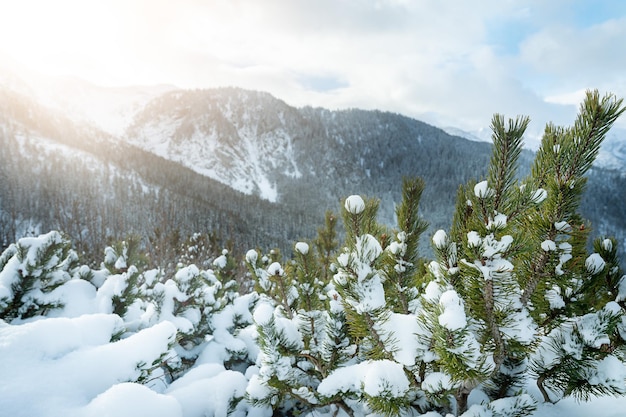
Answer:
[2,90,626,417]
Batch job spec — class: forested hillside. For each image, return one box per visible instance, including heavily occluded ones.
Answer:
[1,84,625,269]
[2,90,626,417]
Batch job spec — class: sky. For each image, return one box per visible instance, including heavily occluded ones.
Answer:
[1,0,625,142]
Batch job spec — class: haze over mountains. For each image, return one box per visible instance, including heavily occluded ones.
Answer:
[1,69,625,264]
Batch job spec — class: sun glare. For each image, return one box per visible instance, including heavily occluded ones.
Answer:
[0,1,130,84]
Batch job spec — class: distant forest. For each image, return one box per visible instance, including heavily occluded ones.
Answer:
[1,87,625,276]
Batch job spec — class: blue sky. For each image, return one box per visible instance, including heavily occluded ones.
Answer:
[0,0,625,142]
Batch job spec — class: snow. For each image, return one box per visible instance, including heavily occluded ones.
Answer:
[344,273,386,313]
[317,360,410,398]
[344,195,365,214]
[586,355,626,391]
[554,221,572,232]
[421,372,454,393]
[253,302,275,326]
[545,286,566,309]
[114,255,127,270]
[585,253,606,274]
[433,229,448,249]
[267,262,283,276]
[213,254,228,269]
[474,180,494,198]
[84,383,183,417]
[617,275,626,302]
[531,188,548,204]
[2,231,626,417]
[246,249,259,264]
[487,213,508,230]
[166,368,248,417]
[438,290,467,331]
[379,313,420,366]
[295,241,309,255]
[1,294,625,417]
[541,240,557,252]
[467,231,482,248]
[0,315,177,416]
[355,234,383,266]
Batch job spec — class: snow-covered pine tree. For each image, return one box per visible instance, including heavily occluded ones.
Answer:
[248,178,431,417]
[0,231,79,321]
[98,238,155,322]
[245,242,335,415]
[424,89,626,415]
[514,91,626,404]
[380,177,428,314]
[249,90,626,417]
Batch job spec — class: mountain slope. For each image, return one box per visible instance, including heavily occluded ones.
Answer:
[0,78,625,262]
[125,87,626,258]
[0,86,320,265]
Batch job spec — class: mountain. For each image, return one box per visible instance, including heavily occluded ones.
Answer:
[596,127,626,171]
[0,72,625,265]
[124,88,494,202]
[0,84,320,267]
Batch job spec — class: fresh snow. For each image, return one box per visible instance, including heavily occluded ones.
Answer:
[421,372,454,393]
[2,283,626,417]
[474,180,494,198]
[432,229,448,249]
[344,195,365,214]
[295,241,310,255]
[586,253,606,274]
[2,309,624,417]
[1,230,626,417]
[245,249,259,264]
[438,290,467,331]
[541,240,557,252]
[253,301,275,326]
[531,188,548,204]
[317,360,410,398]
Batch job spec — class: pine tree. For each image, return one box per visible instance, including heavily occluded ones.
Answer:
[426,89,626,414]
[98,238,154,322]
[0,231,79,321]
[248,179,430,417]
[248,90,626,417]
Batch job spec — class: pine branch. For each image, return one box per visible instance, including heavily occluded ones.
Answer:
[488,114,529,212]
[564,90,625,182]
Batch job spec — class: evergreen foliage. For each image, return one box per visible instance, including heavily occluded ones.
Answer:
[249,90,626,417]
[0,231,78,320]
[0,90,625,417]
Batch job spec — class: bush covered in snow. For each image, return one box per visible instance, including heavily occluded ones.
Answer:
[1,90,626,417]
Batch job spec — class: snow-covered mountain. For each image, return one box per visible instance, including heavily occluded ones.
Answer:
[123,87,492,212]
[126,89,303,202]
[0,64,175,136]
[596,127,626,172]
[1,72,625,260]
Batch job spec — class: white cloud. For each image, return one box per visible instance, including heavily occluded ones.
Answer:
[1,0,625,134]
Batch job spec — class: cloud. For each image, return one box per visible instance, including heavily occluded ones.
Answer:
[1,0,625,133]
[519,17,626,84]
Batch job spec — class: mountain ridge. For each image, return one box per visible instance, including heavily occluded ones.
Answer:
[0,73,625,264]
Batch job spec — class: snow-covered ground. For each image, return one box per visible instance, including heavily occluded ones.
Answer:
[1,230,625,417]
[2,304,625,417]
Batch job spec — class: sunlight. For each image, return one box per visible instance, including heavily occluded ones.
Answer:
[0,0,128,84]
